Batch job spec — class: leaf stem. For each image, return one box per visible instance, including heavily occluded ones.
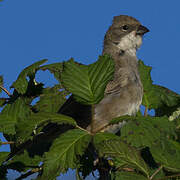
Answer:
[150,165,163,180]
[76,125,91,134]
[0,85,11,97]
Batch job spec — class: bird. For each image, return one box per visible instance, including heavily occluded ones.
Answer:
[5,15,149,165]
[59,15,149,134]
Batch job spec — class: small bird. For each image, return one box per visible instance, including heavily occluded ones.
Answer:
[59,15,149,134]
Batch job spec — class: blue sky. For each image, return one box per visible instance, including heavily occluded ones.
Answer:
[0,0,180,179]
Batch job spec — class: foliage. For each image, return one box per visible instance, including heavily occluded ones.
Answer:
[61,55,114,104]
[0,56,180,180]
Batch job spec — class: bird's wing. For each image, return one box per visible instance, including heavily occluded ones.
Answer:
[105,67,132,94]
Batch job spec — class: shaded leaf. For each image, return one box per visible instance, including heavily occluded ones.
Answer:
[0,98,6,107]
[0,152,9,164]
[12,59,47,94]
[16,112,76,142]
[79,147,94,179]
[34,85,67,113]
[7,150,42,172]
[0,165,7,180]
[112,171,148,180]
[97,139,150,178]
[121,116,175,148]
[61,55,114,104]
[41,129,91,179]
[150,139,180,172]
[138,60,180,111]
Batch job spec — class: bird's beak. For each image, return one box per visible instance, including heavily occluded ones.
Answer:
[136,25,149,35]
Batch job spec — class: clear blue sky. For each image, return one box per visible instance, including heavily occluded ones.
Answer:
[0,0,180,179]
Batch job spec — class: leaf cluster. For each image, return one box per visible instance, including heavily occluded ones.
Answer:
[0,55,180,180]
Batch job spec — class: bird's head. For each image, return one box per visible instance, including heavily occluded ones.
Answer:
[104,15,149,56]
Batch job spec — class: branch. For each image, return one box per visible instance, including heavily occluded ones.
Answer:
[1,141,15,145]
[144,106,148,117]
[16,167,42,180]
[0,85,11,97]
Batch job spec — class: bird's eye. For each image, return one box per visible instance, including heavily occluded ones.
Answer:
[122,25,129,31]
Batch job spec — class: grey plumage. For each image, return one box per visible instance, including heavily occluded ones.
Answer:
[59,15,149,134]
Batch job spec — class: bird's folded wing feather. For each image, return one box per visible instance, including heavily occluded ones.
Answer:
[105,67,131,94]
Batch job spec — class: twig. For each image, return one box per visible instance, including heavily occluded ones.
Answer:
[150,165,163,180]
[1,141,15,145]
[0,85,11,96]
[144,106,148,117]
[16,167,42,180]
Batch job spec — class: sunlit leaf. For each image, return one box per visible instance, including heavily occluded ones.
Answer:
[61,55,114,104]
[0,98,32,135]
[11,59,47,94]
[39,62,63,82]
[41,129,91,179]
[97,139,150,178]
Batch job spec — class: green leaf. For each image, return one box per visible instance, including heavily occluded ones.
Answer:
[0,98,32,135]
[120,116,175,148]
[138,60,153,90]
[39,62,63,82]
[0,98,6,107]
[112,171,148,180]
[97,139,150,178]
[34,85,67,113]
[61,55,115,104]
[149,168,165,180]
[7,150,42,172]
[16,112,76,142]
[93,132,119,146]
[11,59,47,94]
[41,129,91,179]
[150,139,180,172]
[138,60,180,111]
[109,115,133,125]
[0,152,9,164]
[154,85,180,116]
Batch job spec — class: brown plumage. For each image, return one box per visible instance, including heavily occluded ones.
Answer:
[59,15,149,133]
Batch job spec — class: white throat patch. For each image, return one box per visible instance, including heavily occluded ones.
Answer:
[117,31,142,56]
